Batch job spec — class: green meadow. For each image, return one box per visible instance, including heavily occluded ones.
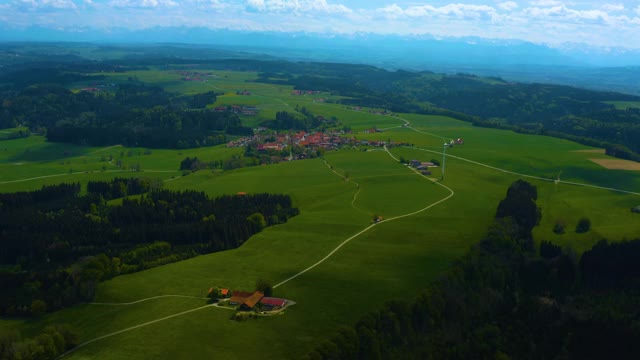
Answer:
[603,100,640,110]
[2,68,640,359]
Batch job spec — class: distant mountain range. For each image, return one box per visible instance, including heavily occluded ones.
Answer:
[1,26,639,94]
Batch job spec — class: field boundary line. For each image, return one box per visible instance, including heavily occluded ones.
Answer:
[90,294,210,305]
[274,151,454,289]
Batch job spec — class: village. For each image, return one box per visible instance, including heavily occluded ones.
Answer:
[226,128,408,156]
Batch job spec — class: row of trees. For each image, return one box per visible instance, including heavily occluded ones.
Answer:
[0,183,299,317]
[0,325,79,360]
[306,180,640,359]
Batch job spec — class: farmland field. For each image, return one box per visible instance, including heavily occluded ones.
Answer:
[2,68,640,359]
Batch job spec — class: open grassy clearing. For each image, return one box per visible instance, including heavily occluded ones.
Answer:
[0,135,243,190]
[603,100,640,110]
[2,68,640,359]
[589,158,640,170]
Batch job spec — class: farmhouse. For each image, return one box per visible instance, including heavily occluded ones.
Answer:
[259,297,287,311]
[240,291,265,311]
[229,290,253,305]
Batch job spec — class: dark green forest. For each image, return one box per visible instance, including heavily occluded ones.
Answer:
[306,180,640,360]
[0,72,251,148]
[0,182,298,317]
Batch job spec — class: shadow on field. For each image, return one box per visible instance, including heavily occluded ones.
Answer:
[9,142,92,163]
[562,165,640,191]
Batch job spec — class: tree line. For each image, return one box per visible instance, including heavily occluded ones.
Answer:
[0,324,79,360]
[306,180,640,359]
[0,182,298,317]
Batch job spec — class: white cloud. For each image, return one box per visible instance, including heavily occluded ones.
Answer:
[14,0,78,10]
[498,1,518,11]
[110,0,178,8]
[529,0,563,6]
[601,3,624,12]
[377,4,404,19]
[244,0,352,14]
[4,0,640,50]
[376,3,498,20]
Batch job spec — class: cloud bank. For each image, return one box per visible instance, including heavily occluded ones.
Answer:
[1,0,639,49]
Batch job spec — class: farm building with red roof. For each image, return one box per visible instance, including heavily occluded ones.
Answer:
[259,297,287,310]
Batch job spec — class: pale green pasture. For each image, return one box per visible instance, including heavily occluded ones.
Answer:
[603,101,640,110]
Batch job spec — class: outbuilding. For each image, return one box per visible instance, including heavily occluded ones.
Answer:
[259,297,287,311]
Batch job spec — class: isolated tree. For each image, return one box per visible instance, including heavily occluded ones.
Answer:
[553,219,566,235]
[256,279,273,297]
[576,217,591,233]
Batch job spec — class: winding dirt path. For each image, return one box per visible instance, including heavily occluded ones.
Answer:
[273,148,454,289]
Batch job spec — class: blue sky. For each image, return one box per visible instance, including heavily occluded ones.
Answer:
[1,1,640,48]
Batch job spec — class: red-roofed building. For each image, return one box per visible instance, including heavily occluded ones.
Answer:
[259,297,287,311]
[240,291,264,310]
[229,290,253,305]
[220,288,229,297]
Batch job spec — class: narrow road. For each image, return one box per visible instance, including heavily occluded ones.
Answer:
[57,298,233,359]
[321,159,367,215]
[274,149,454,289]
[409,146,640,196]
[0,169,178,185]
[90,294,210,306]
[57,304,229,359]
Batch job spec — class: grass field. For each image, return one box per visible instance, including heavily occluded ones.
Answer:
[604,100,640,110]
[2,68,640,359]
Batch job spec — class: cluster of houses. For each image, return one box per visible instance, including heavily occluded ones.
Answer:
[173,71,214,82]
[350,107,393,116]
[227,130,354,152]
[214,105,259,116]
[226,130,406,155]
[210,288,288,312]
[291,90,322,96]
